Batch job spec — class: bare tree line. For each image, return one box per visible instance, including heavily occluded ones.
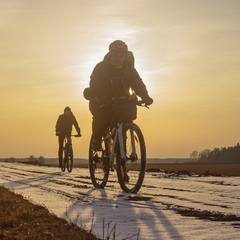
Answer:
[190,143,240,163]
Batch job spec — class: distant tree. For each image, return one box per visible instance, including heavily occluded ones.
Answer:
[196,143,240,163]
[190,150,199,160]
[9,157,16,162]
[28,155,38,165]
[28,155,35,162]
[39,156,45,165]
[198,149,210,161]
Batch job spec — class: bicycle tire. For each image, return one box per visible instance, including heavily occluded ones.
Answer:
[116,123,146,193]
[67,147,73,172]
[61,149,67,172]
[88,135,110,189]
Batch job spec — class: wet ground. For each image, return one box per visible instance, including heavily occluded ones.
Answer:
[0,162,239,239]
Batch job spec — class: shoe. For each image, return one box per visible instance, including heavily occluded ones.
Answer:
[92,140,102,151]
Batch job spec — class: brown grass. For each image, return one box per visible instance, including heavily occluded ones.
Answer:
[0,186,101,240]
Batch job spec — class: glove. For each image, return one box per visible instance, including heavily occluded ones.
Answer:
[76,133,82,137]
[143,97,153,106]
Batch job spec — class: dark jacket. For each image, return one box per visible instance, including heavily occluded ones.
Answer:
[89,57,150,115]
[55,113,80,135]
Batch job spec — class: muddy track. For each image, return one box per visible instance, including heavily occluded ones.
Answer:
[1,162,240,225]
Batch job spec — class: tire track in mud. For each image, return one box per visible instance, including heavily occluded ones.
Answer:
[138,172,240,224]
[1,162,240,225]
[0,163,120,206]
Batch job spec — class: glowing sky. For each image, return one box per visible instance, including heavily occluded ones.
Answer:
[1,0,240,158]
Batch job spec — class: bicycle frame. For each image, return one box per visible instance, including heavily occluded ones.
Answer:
[104,123,135,160]
[64,136,72,149]
[104,122,138,168]
[64,134,79,151]
[104,125,121,170]
[89,100,147,193]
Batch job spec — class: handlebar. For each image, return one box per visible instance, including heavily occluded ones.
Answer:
[116,99,150,109]
[56,133,81,137]
[71,134,81,137]
[136,100,150,109]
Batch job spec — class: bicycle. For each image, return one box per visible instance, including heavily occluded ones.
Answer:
[88,100,148,193]
[61,135,78,173]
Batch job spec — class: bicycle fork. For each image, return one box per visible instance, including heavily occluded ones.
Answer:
[117,124,125,160]
[107,124,137,170]
[117,124,137,160]
[106,125,125,171]
[119,124,137,161]
[129,127,138,161]
[105,128,116,171]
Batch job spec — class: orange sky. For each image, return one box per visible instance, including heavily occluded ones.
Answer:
[1,1,240,158]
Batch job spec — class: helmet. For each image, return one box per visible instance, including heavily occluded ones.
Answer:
[109,40,128,52]
[64,106,71,112]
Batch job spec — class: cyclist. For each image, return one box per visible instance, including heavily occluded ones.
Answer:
[84,40,153,151]
[55,106,82,168]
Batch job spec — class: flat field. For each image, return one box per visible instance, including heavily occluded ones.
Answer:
[146,163,240,176]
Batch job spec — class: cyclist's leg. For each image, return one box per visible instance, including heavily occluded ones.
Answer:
[89,107,112,188]
[92,116,104,151]
[58,135,64,168]
[92,107,112,151]
[66,135,72,146]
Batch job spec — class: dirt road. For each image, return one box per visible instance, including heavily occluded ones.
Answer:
[0,162,239,240]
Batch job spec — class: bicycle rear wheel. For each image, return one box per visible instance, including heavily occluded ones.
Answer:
[66,147,73,172]
[89,135,110,189]
[116,123,146,193]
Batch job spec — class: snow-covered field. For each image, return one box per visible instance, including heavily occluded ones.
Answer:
[0,162,239,240]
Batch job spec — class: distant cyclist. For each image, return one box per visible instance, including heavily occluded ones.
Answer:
[55,106,81,168]
[84,40,153,151]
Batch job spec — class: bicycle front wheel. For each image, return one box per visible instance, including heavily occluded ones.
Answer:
[89,135,110,189]
[61,150,67,172]
[67,147,73,172]
[116,123,146,193]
